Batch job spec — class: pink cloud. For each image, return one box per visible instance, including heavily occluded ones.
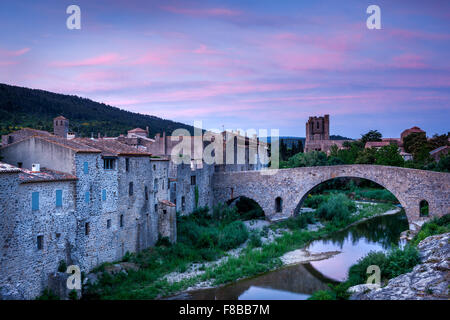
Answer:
[193,44,221,55]
[0,47,30,57]
[382,29,450,42]
[390,54,428,69]
[51,53,121,67]
[161,5,242,17]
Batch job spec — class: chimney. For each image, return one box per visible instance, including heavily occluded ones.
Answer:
[146,126,149,137]
[32,164,40,172]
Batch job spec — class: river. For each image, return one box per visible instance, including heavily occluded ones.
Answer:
[167,211,409,300]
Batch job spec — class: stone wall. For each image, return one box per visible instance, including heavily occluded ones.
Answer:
[0,178,77,299]
[213,165,450,229]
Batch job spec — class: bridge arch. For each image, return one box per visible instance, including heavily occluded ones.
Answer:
[292,176,404,216]
[212,165,450,231]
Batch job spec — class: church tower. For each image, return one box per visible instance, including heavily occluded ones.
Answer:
[53,116,69,138]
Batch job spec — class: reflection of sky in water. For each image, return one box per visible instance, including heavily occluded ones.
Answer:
[307,237,389,281]
[239,286,310,300]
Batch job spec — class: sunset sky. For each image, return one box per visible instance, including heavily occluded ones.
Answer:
[0,0,449,138]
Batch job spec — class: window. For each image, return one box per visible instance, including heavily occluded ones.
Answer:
[85,222,90,235]
[163,209,167,215]
[107,219,111,229]
[120,215,124,228]
[154,204,158,212]
[103,158,115,170]
[275,197,283,213]
[181,196,186,211]
[102,189,107,201]
[129,182,134,196]
[37,235,44,250]
[154,179,158,191]
[125,158,130,172]
[17,162,23,168]
[191,175,196,185]
[32,192,39,211]
[56,190,63,207]
[85,191,90,203]
[145,186,148,200]
[420,200,429,217]
[83,162,89,174]
[153,164,156,171]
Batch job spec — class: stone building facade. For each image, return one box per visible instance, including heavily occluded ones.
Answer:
[0,116,268,299]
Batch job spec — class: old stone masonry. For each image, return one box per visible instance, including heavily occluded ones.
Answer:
[0,117,268,299]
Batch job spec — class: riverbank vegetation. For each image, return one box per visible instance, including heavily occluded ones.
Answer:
[82,190,398,299]
[308,213,450,300]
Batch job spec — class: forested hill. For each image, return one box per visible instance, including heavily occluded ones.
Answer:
[0,83,194,137]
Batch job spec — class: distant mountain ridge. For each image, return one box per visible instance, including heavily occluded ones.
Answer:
[0,83,194,137]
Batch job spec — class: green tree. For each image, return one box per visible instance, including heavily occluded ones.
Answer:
[355,147,377,164]
[403,132,432,163]
[375,143,404,167]
[360,130,382,145]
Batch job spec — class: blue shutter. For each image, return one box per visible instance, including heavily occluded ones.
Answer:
[56,190,63,207]
[83,162,89,174]
[102,189,106,201]
[32,192,39,211]
[85,191,90,203]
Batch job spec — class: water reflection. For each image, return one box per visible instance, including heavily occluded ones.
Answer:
[307,212,409,281]
[169,263,331,300]
[169,212,408,299]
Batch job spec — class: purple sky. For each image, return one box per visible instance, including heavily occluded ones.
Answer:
[0,0,449,138]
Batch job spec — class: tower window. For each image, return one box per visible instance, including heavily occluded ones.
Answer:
[85,222,90,235]
[125,158,130,172]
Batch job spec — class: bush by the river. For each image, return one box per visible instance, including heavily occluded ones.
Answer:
[316,193,356,225]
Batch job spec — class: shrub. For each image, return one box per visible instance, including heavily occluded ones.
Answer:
[347,251,388,286]
[303,194,329,209]
[384,246,420,278]
[218,221,248,251]
[316,193,356,225]
[249,230,262,247]
[212,204,240,224]
[36,288,59,300]
[307,290,336,300]
[57,260,67,272]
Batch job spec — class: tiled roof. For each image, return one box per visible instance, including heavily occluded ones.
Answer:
[128,128,147,133]
[0,162,22,173]
[19,167,77,183]
[365,141,391,148]
[37,136,101,153]
[73,138,152,156]
[54,116,67,120]
[430,145,449,155]
[159,199,176,207]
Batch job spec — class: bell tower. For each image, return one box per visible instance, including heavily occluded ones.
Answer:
[53,116,69,138]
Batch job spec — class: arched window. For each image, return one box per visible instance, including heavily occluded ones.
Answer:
[144,186,148,200]
[275,197,283,213]
[420,200,429,217]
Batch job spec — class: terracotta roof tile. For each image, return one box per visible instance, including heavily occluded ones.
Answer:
[37,136,101,153]
[0,162,21,173]
[73,138,152,156]
[19,167,77,183]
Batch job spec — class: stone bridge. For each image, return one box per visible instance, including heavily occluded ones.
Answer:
[212,165,450,231]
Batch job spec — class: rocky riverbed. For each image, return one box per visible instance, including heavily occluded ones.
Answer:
[349,232,450,300]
